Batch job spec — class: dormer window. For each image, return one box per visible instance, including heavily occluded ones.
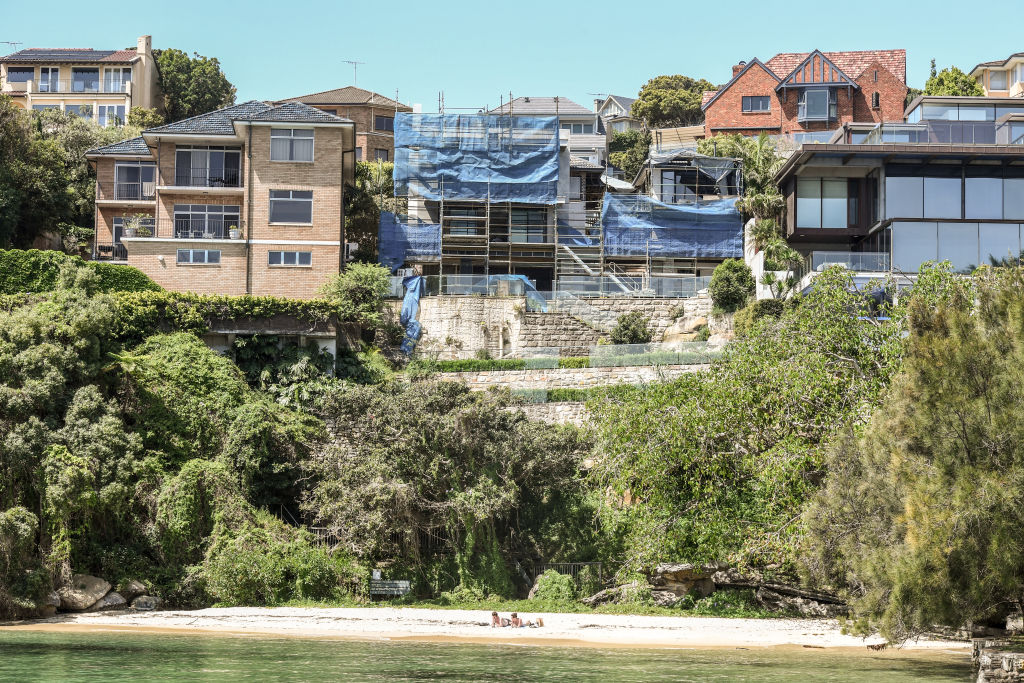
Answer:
[798,89,837,122]
[990,70,1008,90]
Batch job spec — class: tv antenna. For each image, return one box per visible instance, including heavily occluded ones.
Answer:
[1,41,23,52]
[342,60,365,86]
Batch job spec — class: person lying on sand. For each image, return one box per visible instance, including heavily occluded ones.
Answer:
[491,611,511,627]
[509,613,544,628]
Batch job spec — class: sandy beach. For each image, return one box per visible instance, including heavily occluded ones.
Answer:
[0,607,970,651]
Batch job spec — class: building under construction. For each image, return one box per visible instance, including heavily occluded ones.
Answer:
[379,112,745,297]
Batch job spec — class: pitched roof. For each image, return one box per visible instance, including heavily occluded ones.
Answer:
[1,47,138,63]
[487,96,593,116]
[701,59,779,111]
[277,85,411,110]
[766,49,906,84]
[143,101,352,136]
[970,52,1024,76]
[570,156,604,170]
[701,91,718,107]
[85,136,151,157]
[603,94,636,114]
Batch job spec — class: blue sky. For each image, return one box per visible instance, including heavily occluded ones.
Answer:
[4,0,1021,112]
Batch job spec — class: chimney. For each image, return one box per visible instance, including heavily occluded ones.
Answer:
[137,35,152,57]
[732,61,747,77]
[594,98,603,113]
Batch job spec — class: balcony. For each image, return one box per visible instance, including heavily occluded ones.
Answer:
[794,251,890,290]
[5,79,132,95]
[173,218,239,240]
[96,181,156,205]
[92,238,128,262]
[162,168,243,193]
[860,122,1024,146]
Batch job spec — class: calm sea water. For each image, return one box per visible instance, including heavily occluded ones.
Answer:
[0,630,972,682]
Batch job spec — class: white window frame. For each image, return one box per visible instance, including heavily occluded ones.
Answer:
[268,250,313,267]
[990,70,1008,90]
[269,190,313,225]
[270,128,315,162]
[103,67,131,93]
[38,67,59,92]
[97,105,126,128]
[176,249,221,265]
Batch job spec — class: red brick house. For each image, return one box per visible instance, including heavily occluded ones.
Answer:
[701,49,907,138]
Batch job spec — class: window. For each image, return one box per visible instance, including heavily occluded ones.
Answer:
[114,161,156,200]
[176,249,221,264]
[175,145,242,187]
[67,105,92,120]
[173,204,240,239]
[980,223,1020,265]
[741,96,770,112]
[6,67,33,83]
[268,250,312,266]
[560,123,594,134]
[31,104,59,111]
[97,105,125,127]
[355,147,363,161]
[796,178,849,228]
[891,222,937,272]
[873,70,878,82]
[269,190,313,224]
[885,176,924,218]
[38,67,58,92]
[871,92,880,108]
[113,216,155,241]
[510,208,547,243]
[71,68,99,92]
[374,116,394,132]
[798,89,837,121]
[1005,178,1024,219]
[938,223,980,273]
[321,108,337,115]
[990,70,1008,90]
[924,176,962,219]
[374,149,389,162]
[965,177,1003,219]
[103,67,131,93]
[270,128,314,162]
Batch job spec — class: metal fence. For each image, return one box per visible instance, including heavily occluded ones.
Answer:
[533,561,603,584]
[588,342,717,367]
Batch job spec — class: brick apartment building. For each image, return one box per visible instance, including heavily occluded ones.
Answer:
[0,35,160,125]
[85,101,356,299]
[274,86,411,163]
[701,49,908,138]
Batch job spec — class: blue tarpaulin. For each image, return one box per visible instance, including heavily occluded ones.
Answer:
[399,275,423,355]
[378,211,441,272]
[487,274,547,312]
[601,194,743,259]
[393,114,560,204]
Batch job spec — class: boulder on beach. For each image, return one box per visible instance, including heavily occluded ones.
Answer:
[120,580,147,602]
[58,575,111,611]
[648,562,724,600]
[131,595,162,611]
[86,591,127,612]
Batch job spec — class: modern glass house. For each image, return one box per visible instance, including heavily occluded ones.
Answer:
[775,95,1024,288]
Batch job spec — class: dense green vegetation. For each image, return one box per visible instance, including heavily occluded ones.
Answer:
[631,75,716,128]
[153,49,237,123]
[608,129,652,181]
[0,249,160,294]
[4,248,1024,639]
[709,258,755,312]
[924,58,985,97]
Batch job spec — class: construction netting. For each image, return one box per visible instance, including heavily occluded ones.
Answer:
[378,211,441,271]
[393,114,560,204]
[601,194,743,259]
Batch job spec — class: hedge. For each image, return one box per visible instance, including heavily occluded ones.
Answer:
[112,291,338,346]
[0,249,161,294]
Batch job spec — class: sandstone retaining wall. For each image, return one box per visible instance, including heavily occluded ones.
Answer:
[516,401,591,427]
[438,364,708,391]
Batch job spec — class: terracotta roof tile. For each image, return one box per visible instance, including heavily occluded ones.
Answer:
[277,85,410,110]
[765,49,906,84]
[701,90,718,106]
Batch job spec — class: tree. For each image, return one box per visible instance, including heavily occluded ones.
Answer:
[610,311,653,345]
[699,133,785,221]
[319,262,393,332]
[709,259,755,312]
[799,267,1024,642]
[127,107,165,129]
[154,49,236,122]
[631,75,716,128]
[607,129,651,182]
[924,59,984,97]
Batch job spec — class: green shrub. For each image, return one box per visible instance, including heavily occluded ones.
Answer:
[0,249,160,294]
[733,298,787,336]
[709,259,755,312]
[609,311,653,345]
[530,569,577,602]
[407,358,528,373]
[557,356,590,369]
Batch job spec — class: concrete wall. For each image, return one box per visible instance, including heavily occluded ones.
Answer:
[437,364,708,391]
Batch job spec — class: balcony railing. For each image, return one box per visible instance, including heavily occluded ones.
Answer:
[92,239,128,261]
[860,122,1024,146]
[114,181,155,201]
[6,79,132,94]
[174,168,242,188]
[174,218,237,240]
[795,251,890,284]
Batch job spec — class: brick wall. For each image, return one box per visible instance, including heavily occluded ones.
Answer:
[704,60,908,136]
[126,240,248,295]
[309,104,399,161]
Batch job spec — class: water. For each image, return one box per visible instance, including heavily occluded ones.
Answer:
[0,630,972,682]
